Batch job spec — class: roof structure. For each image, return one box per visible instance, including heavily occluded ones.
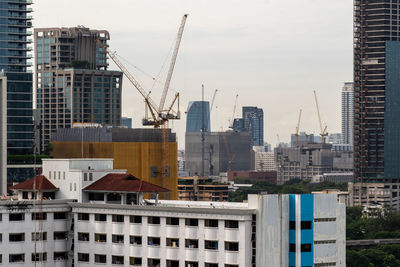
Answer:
[83,173,169,193]
[9,175,58,191]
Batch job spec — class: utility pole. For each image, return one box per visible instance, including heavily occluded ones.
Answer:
[201,84,205,177]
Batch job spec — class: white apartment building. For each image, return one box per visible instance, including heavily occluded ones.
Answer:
[254,151,276,171]
[0,158,345,267]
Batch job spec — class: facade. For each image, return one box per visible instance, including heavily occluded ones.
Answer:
[121,117,132,128]
[1,158,346,267]
[177,176,229,201]
[50,127,178,200]
[232,106,264,146]
[227,170,277,184]
[0,75,6,193]
[186,101,210,133]
[254,151,276,171]
[275,143,353,184]
[327,133,342,145]
[312,172,354,184]
[185,131,252,176]
[34,27,122,151]
[341,82,354,146]
[290,132,321,147]
[0,0,35,187]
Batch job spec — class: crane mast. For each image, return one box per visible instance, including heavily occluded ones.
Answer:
[295,109,302,144]
[210,89,218,114]
[313,90,328,143]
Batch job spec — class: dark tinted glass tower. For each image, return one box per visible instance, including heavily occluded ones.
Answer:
[186,101,210,133]
[354,0,400,182]
[232,106,264,146]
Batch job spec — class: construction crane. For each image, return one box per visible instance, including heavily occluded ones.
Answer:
[210,89,218,114]
[220,128,235,172]
[295,109,302,144]
[313,90,328,143]
[97,14,188,187]
[229,94,239,128]
[277,134,281,147]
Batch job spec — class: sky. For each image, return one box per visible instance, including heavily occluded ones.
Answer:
[34,0,353,149]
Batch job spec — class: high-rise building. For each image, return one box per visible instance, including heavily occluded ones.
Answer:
[121,117,132,128]
[0,0,34,192]
[232,106,264,146]
[34,27,123,151]
[352,1,400,209]
[185,101,210,132]
[341,82,354,146]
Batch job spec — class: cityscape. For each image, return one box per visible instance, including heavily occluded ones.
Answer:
[0,0,400,267]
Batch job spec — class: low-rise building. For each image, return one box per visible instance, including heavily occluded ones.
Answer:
[178,176,229,202]
[227,170,277,184]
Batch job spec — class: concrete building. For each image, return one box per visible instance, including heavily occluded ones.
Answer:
[341,82,354,146]
[327,133,342,145]
[185,131,252,176]
[232,106,264,146]
[312,172,354,184]
[50,127,178,200]
[253,150,276,171]
[0,0,35,189]
[0,158,346,266]
[227,170,277,184]
[121,117,132,128]
[34,27,123,151]
[186,101,210,133]
[290,132,321,147]
[275,142,353,184]
[177,176,229,202]
[0,76,6,194]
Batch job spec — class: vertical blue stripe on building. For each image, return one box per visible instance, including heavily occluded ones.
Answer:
[301,194,314,267]
[289,195,296,266]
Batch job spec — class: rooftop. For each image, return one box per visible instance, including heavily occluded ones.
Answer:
[9,175,58,191]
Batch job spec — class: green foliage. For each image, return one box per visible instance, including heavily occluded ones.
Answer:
[228,180,347,202]
[347,245,400,267]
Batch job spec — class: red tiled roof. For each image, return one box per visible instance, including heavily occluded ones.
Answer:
[83,173,169,193]
[9,175,58,191]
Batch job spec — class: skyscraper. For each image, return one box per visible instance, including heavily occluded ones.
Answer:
[0,0,34,192]
[232,106,264,146]
[352,1,400,209]
[341,82,354,146]
[34,27,123,151]
[185,101,210,132]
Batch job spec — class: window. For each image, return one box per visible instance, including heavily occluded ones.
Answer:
[32,212,47,220]
[225,220,239,228]
[225,265,239,267]
[205,263,218,267]
[148,236,160,246]
[54,212,67,220]
[54,231,67,240]
[54,252,68,261]
[74,183,76,191]
[185,218,198,226]
[32,232,47,241]
[112,255,124,265]
[148,216,160,224]
[58,171,61,179]
[112,214,124,223]
[78,213,89,221]
[166,217,179,225]
[314,218,336,222]
[95,254,107,263]
[224,242,239,251]
[84,173,88,181]
[130,257,142,266]
[89,172,93,181]
[289,243,296,252]
[289,221,296,230]
[78,232,89,241]
[32,253,47,262]
[301,221,312,230]
[205,219,218,227]
[9,213,24,221]
[167,260,179,267]
[185,239,198,248]
[205,240,218,250]
[301,243,312,252]
[112,234,124,244]
[9,254,25,263]
[78,253,89,262]
[185,261,199,267]
[166,238,179,247]
[95,213,107,221]
[63,172,65,179]
[148,258,160,266]
[130,215,142,223]
[0,214,2,221]
[94,233,107,243]
[130,236,142,245]
[89,193,104,201]
[314,240,336,244]
[9,233,25,242]
[314,262,336,267]
[0,233,2,242]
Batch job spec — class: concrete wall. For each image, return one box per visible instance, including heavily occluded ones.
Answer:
[0,76,6,194]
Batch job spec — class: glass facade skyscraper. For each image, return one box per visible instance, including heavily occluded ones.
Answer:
[341,82,354,146]
[0,0,34,187]
[232,106,264,146]
[186,101,210,133]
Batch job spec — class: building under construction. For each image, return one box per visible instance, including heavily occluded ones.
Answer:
[50,127,178,199]
[185,131,252,176]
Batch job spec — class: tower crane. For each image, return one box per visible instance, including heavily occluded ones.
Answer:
[229,94,239,128]
[295,109,302,144]
[96,14,188,187]
[313,90,328,143]
[210,89,218,114]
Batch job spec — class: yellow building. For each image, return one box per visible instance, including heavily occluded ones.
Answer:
[50,128,178,200]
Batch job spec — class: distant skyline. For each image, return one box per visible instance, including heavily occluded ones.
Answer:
[34,0,353,148]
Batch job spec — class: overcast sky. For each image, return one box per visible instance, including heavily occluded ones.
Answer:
[34,0,353,148]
